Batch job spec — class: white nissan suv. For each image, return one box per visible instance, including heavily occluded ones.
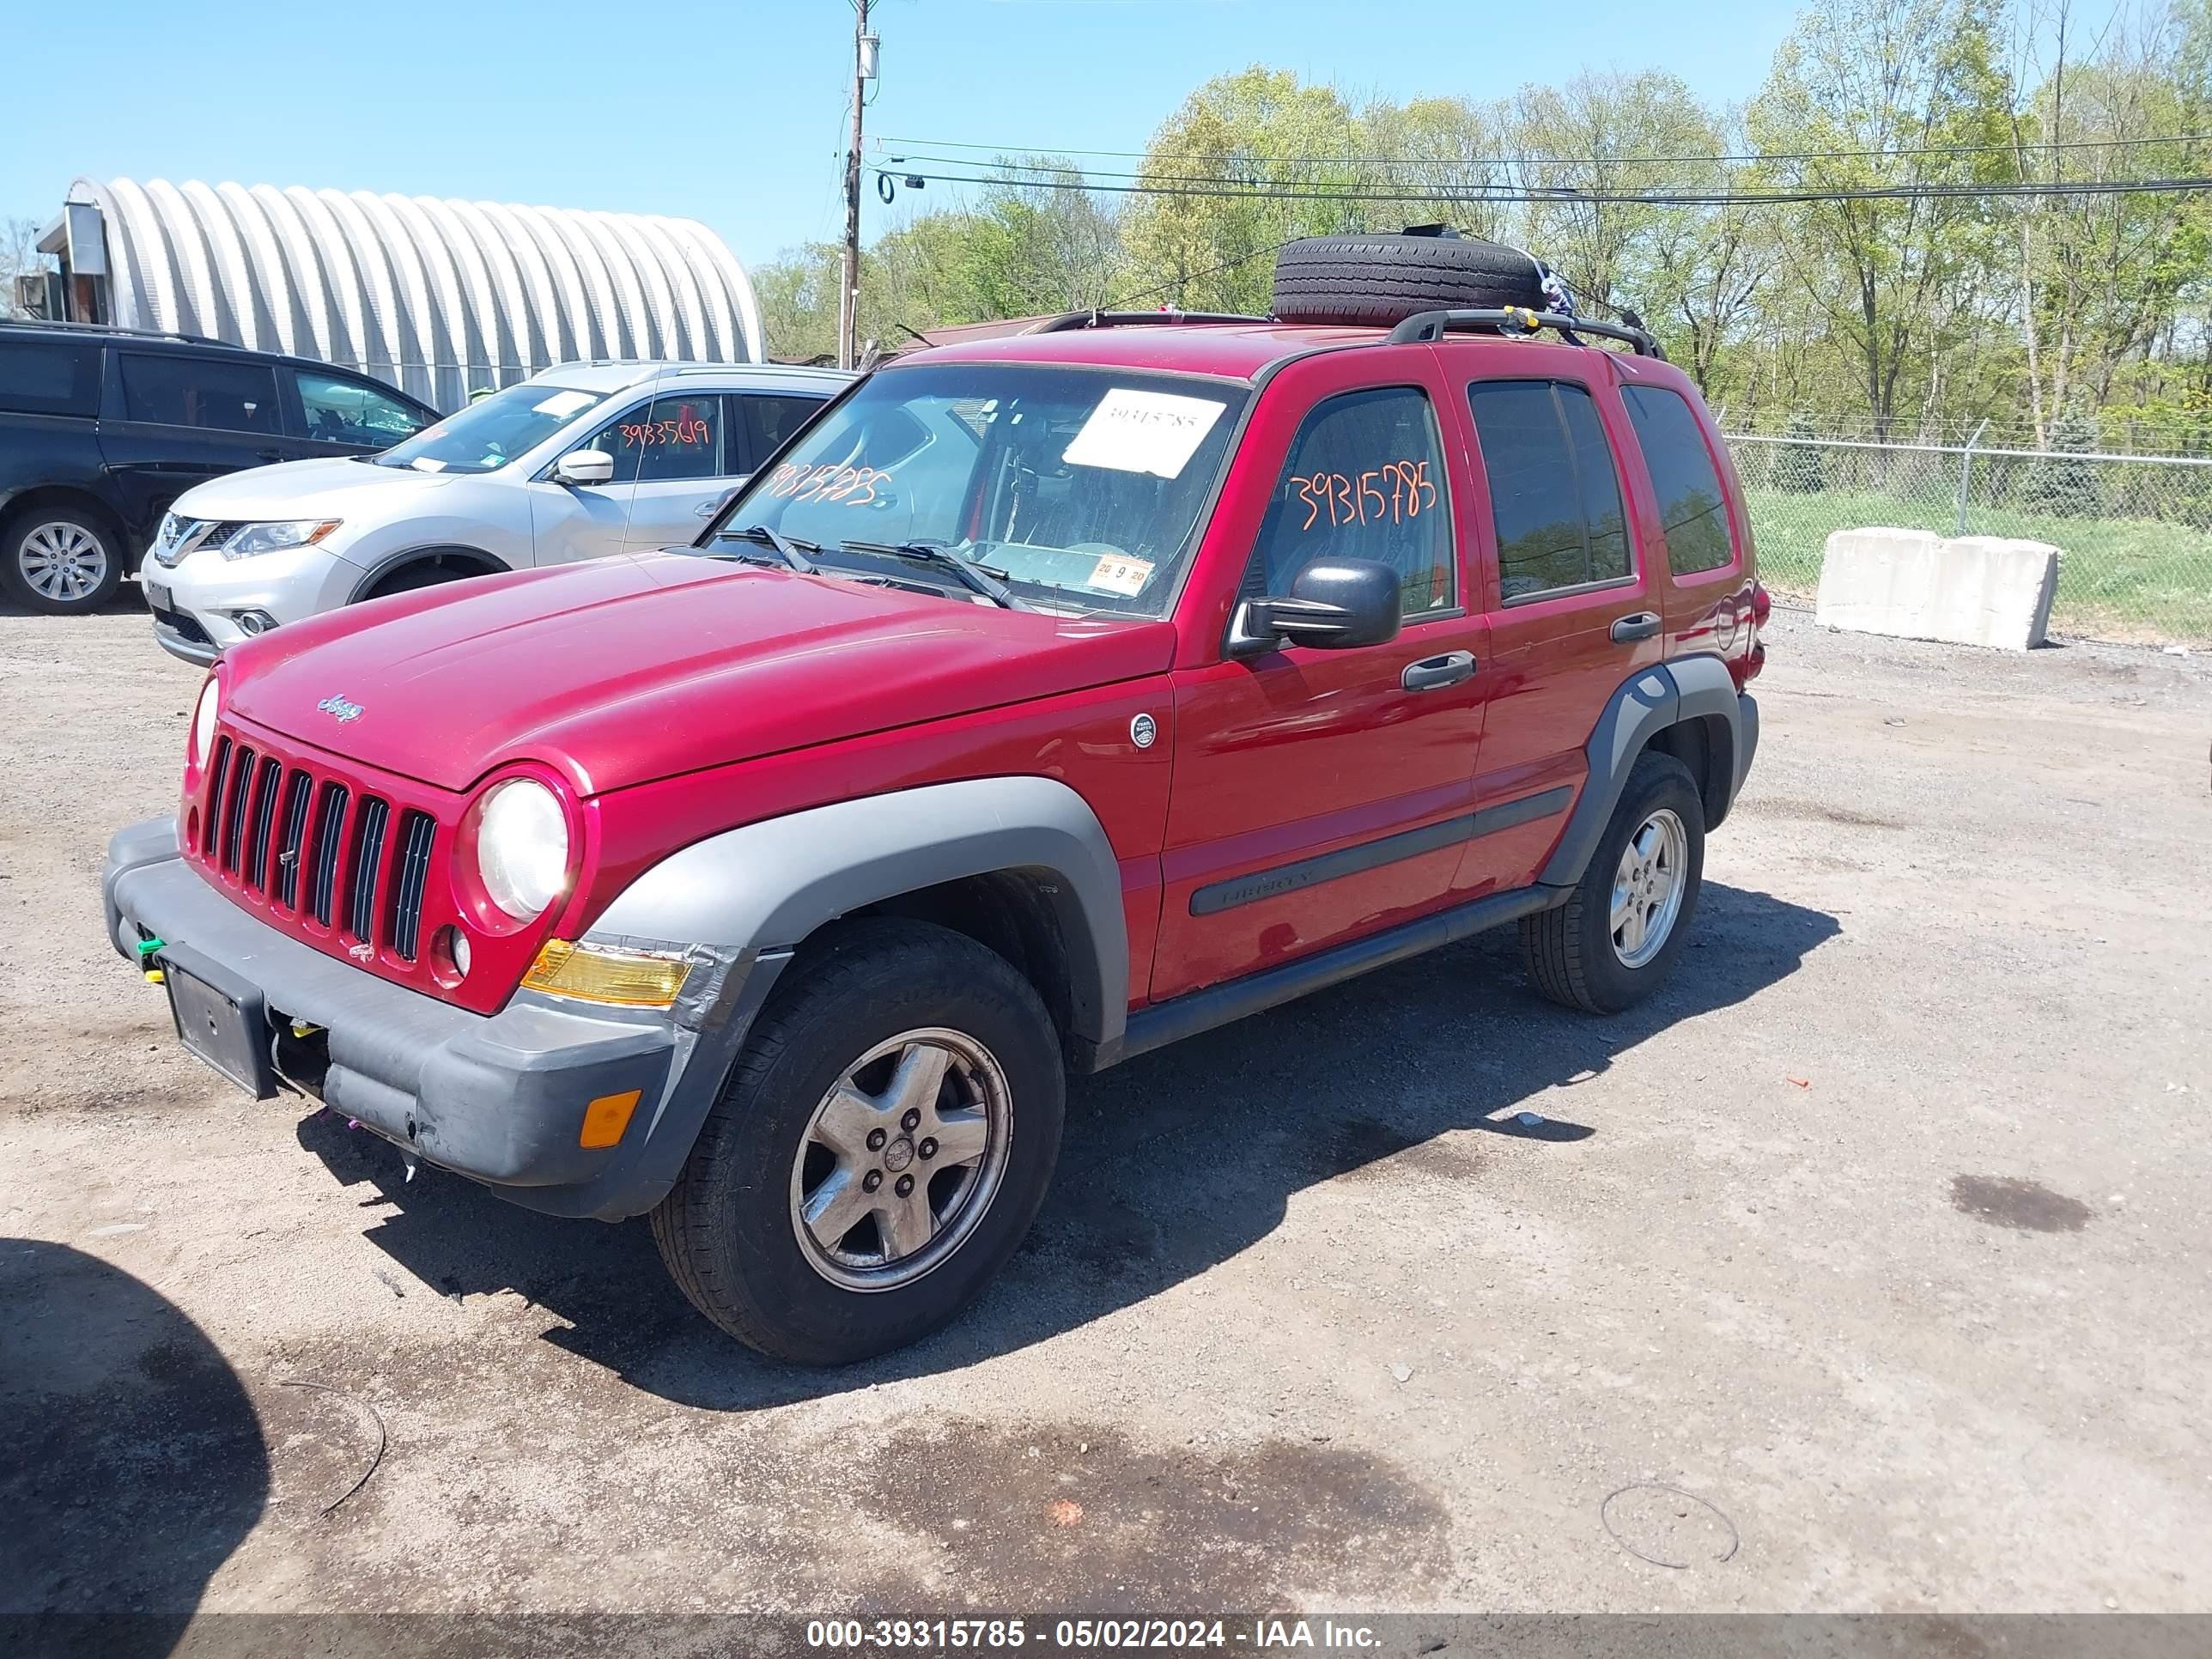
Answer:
[142,360,848,663]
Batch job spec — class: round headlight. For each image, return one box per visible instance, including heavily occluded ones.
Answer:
[190,678,221,769]
[475,779,571,920]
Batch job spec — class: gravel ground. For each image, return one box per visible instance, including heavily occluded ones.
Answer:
[3,592,2210,1624]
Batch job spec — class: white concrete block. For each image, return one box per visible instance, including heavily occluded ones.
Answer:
[1815,526,2059,651]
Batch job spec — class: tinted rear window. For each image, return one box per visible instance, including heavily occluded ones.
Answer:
[118,353,280,434]
[0,339,100,417]
[1467,379,1630,600]
[1622,385,1735,575]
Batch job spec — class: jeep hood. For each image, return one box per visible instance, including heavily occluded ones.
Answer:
[222,553,1176,794]
[173,456,462,520]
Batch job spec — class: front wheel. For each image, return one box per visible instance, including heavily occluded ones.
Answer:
[1521,750,1705,1014]
[3,509,125,614]
[651,919,1065,1364]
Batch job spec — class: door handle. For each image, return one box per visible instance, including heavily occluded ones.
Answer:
[1401,650,1477,691]
[256,447,284,463]
[693,501,718,517]
[1610,611,1662,643]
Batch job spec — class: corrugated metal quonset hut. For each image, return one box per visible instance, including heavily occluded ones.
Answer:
[39,177,763,411]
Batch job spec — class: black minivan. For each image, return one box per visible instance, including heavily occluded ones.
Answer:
[0,321,441,615]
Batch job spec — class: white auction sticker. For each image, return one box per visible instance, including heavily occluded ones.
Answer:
[1062,389,1228,479]
[533,389,599,417]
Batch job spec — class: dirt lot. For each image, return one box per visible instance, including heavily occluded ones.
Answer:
[3,596,2210,1625]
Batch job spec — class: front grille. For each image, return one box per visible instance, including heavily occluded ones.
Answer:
[154,519,245,568]
[390,811,435,962]
[348,797,390,941]
[152,605,214,647]
[244,757,282,888]
[220,746,257,871]
[308,784,349,926]
[275,771,313,907]
[202,738,231,855]
[189,720,453,985]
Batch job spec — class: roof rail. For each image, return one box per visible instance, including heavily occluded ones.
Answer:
[1387,307,1666,360]
[1031,308,1276,333]
[0,317,242,351]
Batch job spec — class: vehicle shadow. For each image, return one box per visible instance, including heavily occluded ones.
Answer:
[0,579,150,618]
[1,1240,269,1656]
[298,881,1838,1408]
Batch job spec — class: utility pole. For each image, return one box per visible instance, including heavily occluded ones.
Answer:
[838,0,873,370]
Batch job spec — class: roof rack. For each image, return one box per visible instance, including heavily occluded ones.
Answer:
[1031,308,1276,333]
[1387,307,1665,359]
[0,317,243,351]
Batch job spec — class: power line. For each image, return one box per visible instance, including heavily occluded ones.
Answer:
[884,166,2212,206]
[1106,235,1299,307]
[876,128,2212,170]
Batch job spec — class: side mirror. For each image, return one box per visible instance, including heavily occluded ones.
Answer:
[1230,559,1403,655]
[553,448,616,487]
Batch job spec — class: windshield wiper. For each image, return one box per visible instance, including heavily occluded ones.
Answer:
[716,523,820,574]
[837,539,1025,610]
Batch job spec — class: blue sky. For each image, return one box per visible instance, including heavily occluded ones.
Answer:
[4,0,1799,268]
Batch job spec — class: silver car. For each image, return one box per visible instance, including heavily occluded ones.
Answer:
[142,361,849,664]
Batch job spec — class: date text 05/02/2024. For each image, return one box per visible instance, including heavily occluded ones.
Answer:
[804,1617,1383,1650]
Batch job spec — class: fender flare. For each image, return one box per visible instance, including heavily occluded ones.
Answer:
[346,543,508,603]
[1539,655,1745,890]
[588,775,1130,1048]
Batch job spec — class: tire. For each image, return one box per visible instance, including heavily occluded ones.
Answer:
[1271,234,1547,327]
[650,918,1066,1364]
[3,506,125,615]
[1521,750,1705,1015]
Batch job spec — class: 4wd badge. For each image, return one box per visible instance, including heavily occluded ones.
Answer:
[1130,713,1158,750]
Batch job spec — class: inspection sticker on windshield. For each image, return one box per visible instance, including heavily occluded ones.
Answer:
[532,389,599,418]
[1086,553,1154,596]
[1062,388,1226,478]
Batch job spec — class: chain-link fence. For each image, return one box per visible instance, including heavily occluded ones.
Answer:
[1720,424,2212,646]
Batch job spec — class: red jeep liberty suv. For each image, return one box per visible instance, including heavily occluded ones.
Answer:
[105,236,1766,1364]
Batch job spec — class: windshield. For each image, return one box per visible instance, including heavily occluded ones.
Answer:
[704,362,1249,615]
[374,381,611,474]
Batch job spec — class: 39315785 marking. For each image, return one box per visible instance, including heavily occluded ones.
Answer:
[1290,460,1435,532]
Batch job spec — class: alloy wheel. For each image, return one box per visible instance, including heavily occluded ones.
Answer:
[1610,807,1688,969]
[18,521,111,605]
[788,1027,1012,1291]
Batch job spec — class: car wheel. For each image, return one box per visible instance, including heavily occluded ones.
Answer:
[650,918,1066,1364]
[1520,750,1705,1015]
[3,509,125,615]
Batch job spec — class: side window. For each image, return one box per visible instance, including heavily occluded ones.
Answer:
[295,370,427,448]
[1467,380,1631,601]
[0,340,100,416]
[1621,384,1735,576]
[118,354,279,434]
[626,394,723,483]
[1247,386,1455,617]
[730,392,827,475]
[576,395,721,485]
[577,402,647,485]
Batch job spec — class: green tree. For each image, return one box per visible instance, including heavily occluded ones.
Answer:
[1120,66,1370,313]
[2023,404,2106,514]
[1776,412,1831,491]
[1750,0,2015,437]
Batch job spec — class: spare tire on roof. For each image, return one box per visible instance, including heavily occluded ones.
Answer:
[1271,234,1548,327]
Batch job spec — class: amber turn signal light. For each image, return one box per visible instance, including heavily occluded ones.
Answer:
[521,939,690,1007]
[579,1088,641,1150]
